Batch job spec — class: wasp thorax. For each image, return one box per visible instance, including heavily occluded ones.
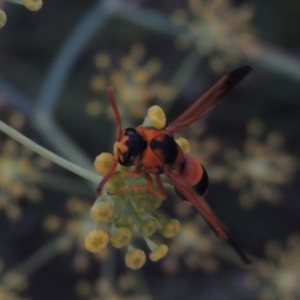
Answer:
[117,128,146,166]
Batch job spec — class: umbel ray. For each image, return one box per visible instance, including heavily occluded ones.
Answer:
[97,66,252,264]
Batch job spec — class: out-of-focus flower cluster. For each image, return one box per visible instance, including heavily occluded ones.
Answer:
[0,0,43,29]
[245,234,300,300]
[0,112,45,221]
[43,196,111,273]
[0,258,29,300]
[190,119,298,210]
[76,274,152,300]
[162,214,220,274]
[87,43,177,121]
[217,119,297,209]
[86,105,181,269]
[171,0,258,72]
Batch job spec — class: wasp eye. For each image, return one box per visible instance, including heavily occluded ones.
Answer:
[118,128,146,167]
[119,152,136,166]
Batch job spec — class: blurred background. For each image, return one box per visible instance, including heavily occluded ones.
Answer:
[0,0,300,299]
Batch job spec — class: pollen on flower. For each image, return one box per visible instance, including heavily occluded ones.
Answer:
[175,137,190,152]
[140,218,157,238]
[162,219,181,238]
[90,202,116,222]
[94,152,115,175]
[0,10,7,28]
[146,105,166,129]
[125,248,146,270]
[110,227,132,248]
[84,229,109,252]
[149,244,169,262]
[24,0,43,11]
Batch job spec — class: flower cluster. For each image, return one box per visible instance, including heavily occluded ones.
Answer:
[162,215,220,274]
[0,0,43,29]
[85,106,181,269]
[171,0,258,72]
[245,234,300,299]
[0,113,45,221]
[189,119,298,210]
[76,274,152,300]
[43,196,109,273]
[87,43,177,121]
[0,259,29,300]
[218,120,297,209]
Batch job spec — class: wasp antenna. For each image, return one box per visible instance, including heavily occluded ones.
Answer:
[96,151,120,197]
[220,65,252,97]
[107,86,123,141]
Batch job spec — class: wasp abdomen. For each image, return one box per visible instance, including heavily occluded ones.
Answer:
[194,165,209,195]
[175,152,209,200]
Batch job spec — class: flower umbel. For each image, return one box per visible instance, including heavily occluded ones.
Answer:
[87,44,177,120]
[172,0,258,72]
[0,116,45,222]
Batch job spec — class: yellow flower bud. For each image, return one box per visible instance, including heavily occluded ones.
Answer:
[90,202,116,222]
[94,153,114,175]
[175,137,190,152]
[125,249,146,270]
[84,229,109,252]
[147,105,166,129]
[0,10,7,28]
[110,227,132,248]
[24,0,43,11]
[105,174,125,194]
[140,218,157,238]
[162,219,181,238]
[149,244,169,262]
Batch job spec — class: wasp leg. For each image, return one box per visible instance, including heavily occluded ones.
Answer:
[141,172,166,200]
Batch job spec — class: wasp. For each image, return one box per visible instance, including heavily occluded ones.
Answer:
[97,66,252,264]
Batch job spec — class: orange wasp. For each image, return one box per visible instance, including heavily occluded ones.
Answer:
[97,66,252,264]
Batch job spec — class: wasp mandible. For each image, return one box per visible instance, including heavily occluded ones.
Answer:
[97,66,252,264]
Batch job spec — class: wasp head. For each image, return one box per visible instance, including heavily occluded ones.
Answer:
[116,128,146,167]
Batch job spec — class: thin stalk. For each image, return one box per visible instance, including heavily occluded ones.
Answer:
[14,233,74,276]
[0,119,102,184]
[126,200,143,224]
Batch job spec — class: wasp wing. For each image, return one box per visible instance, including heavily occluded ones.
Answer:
[166,66,252,135]
[165,169,251,264]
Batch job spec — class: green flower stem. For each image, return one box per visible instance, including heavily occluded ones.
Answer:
[126,200,143,224]
[15,232,74,276]
[0,119,102,184]
[144,238,157,252]
[149,210,166,227]
[5,0,24,4]
[126,243,135,252]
